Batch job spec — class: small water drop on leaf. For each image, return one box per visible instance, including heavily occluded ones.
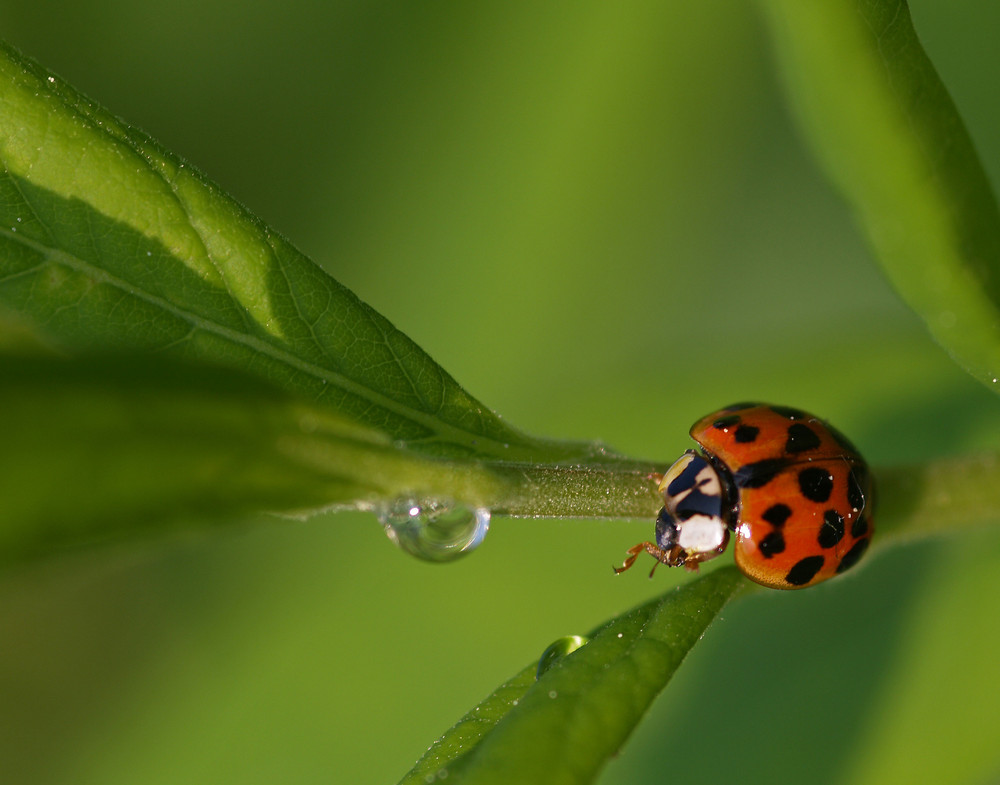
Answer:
[380,499,490,563]
[536,634,590,678]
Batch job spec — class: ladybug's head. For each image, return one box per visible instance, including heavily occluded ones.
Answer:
[654,450,729,565]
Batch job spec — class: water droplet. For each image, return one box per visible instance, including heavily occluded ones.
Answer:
[548,690,558,699]
[380,499,490,563]
[536,634,589,678]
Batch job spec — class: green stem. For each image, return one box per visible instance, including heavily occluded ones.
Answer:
[875,454,1000,544]
[282,412,663,517]
[4,358,999,562]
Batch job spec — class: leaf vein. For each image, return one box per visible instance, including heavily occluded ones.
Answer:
[3,227,518,451]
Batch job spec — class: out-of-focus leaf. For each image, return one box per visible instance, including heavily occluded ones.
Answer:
[758,0,1000,391]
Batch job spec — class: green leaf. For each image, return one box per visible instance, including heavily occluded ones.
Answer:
[0,40,601,463]
[757,0,1000,391]
[399,664,539,785]
[398,567,750,785]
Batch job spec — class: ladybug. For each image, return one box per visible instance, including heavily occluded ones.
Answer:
[616,403,873,589]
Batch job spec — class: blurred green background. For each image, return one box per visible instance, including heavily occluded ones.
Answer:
[3,1,1000,783]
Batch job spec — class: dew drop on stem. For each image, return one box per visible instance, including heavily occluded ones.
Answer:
[379,498,490,563]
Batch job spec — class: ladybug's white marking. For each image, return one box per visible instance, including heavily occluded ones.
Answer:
[676,515,727,554]
[692,465,721,496]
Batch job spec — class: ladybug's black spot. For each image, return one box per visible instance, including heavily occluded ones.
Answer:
[785,423,821,454]
[818,510,845,548]
[758,531,785,558]
[798,466,834,503]
[733,458,789,489]
[770,405,806,420]
[847,468,866,510]
[712,414,741,430]
[734,424,760,443]
[761,503,792,527]
[785,555,825,586]
[836,538,870,574]
[851,511,870,538]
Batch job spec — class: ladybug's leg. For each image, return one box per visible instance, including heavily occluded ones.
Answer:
[613,543,648,574]
[614,542,670,575]
[647,554,667,578]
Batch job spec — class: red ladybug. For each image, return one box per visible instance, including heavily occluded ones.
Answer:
[616,403,873,589]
